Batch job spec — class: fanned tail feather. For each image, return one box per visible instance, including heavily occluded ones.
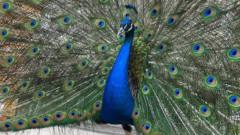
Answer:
[0,0,239,134]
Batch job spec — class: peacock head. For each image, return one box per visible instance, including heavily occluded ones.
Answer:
[118,15,135,38]
[118,4,138,37]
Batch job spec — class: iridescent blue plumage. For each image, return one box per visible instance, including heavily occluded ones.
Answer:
[101,16,135,124]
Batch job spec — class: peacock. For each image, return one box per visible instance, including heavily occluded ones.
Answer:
[0,0,239,134]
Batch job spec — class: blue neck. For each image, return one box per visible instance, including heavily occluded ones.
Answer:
[101,33,135,124]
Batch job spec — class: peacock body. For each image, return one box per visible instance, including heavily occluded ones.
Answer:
[0,0,239,134]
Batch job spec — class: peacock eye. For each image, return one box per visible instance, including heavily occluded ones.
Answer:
[192,42,205,56]
[144,124,150,130]
[32,47,38,53]
[0,29,9,41]
[95,101,102,108]
[101,66,110,75]
[229,48,237,57]
[142,85,150,95]
[54,111,66,121]
[76,59,90,71]
[44,68,49,74]
[25,19,39,30]
[66,43,72,50]
[68,81,72,86]
[71,112,75,116]
[175,89,180,95]
[68,109,80,120]
[228,95,240,108]
[203,7,212,17]
[98,21,105,28]
[174,88,183,99]
[28,46,40,58]
[3,88,7,93]
[148,71,152,76]
[38,92,42,96]
[95,103,100,107]
[2,2,12,12]
[207,76,214,84]
[2,86,10,94]
[142,122,152,134]
[151,9,157,16]
[32,47,39,53]
[57,15,74,28]
[21,80,30,88]
[61,41,74,54]
[43,117,49,121]
[98,44,109,53]
[159,45,164,50]
[147,33,152,38]
[1,55,15,68]
[169,65,177,73]
[201,106,207,113]
[31,19,37,27]
[2,30,7,36]
[169,66,175,72]
[134,111,138,115]
[16,119,27,129]
[201,6,219,22]
[167,17,176,25]
[35,90,45,100]
[144,86,148,91]
[199,105,211,117]
[227,48,240,62]
[63,16,71,24]
[95,19,106,29]
[2,3,9,10]
[97,78,106,88]
[94,101,102,111]
[38,66,51,78]
[132,108,140,120]
[156,42,168,54]
[63,80,75,91]
[4,122,11,128]
[40,115,51,126]
[31,119,38,124]
[41,115,51,124]
[56,113,61,118]
[229,95,237,103]
[204,75,218,89]
[168,65,179,76]
[144,69,153,79]
[193,44,200,52]
[18,121,23,125]
[7,57,13,63]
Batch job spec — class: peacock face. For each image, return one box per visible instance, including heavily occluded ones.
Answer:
[118,16,135,37]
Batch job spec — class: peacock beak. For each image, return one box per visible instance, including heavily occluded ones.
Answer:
[117,26,125,37]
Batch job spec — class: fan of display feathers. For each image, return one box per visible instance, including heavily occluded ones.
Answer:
[0,0,239,135]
